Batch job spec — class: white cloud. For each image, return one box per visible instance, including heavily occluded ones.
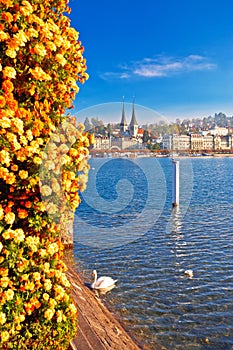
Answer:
[101,54,216,80]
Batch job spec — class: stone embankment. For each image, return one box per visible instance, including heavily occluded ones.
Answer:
[66,265,141,350]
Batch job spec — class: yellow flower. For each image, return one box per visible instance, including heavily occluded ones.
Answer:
[19,170,28,179]
[29,67,52,81]
[13,118,24,134]
[60,273,70,288]
[26,129,33,141]
[55,53,66,66]
[20,135,28,146]
[59,144,69,154]
[33,156,42,165]
[2,229,14,240]
[32,272,41,281]
[54,285,65,301]
[40,185,52,197]
[44,279,52,291]
[20,273,29,281]
[0,206,4,221]
[34,43,47,57]
[56,310,63,323]
[14,30,28,47]
[1,331,9,342]
[69,303,77,315]
[29,178,38,187]
[20,0,33,16]
[44,262,50,272]
[4,289,14,301]
[67,27,79,41]
[0,242,3,252]
[3,66,16,79]
[25,281,35,290]
[0,150,11,166]
[25,236,39,252]
[14,314,25,323]
[6,48,17,58]
[0,116,11,128]
[47,18,59,33]
[48,298,57,308]
[0,31,9,41]
[26,28,38,39]
[5,212,15,225]
[0,277,10,288]
[53,34,63,47]
[47,242,59,255]
[0,312,7,325]
[45,203,58,215]
[14,228,25,243]
[43,293,49,301]
[46,41,56,51]
[44,308,55,321]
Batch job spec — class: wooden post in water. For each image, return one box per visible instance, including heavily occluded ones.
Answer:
[172,159,179,207]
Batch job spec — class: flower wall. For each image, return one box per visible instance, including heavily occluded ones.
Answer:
[0,0,91,348]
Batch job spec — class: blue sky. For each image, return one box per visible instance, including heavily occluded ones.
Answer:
[69,0,233,124]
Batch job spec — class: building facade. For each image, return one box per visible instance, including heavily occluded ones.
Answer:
[162,133,232,152]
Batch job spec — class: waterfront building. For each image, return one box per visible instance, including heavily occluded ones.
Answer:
[190,134,203,151]
[219,135,232,150]
[172,135,190,151]
[161,133,232,152]
[162,134,173,150]
[209,126,229,136]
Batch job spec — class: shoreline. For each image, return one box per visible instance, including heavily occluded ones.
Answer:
[65,261,142,350]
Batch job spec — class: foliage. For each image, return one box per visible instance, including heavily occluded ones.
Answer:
[0,0,92,348]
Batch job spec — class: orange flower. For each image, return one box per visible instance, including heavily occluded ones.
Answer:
[0,96,6,108]
[7,97,18,111]
[5,172,16,185]
[2,80,14,93]
[7,37,21,50]
[1,12,13,23]
[17,208,28,219]
[0,0,12,8]
[25,201,32,208]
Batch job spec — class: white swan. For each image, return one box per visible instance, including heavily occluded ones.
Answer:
[184,269,194,278]
[91,270,117,290]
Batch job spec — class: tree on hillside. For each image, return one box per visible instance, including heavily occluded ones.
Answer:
[84,117,93,132]
[142,129,150,143]
[0,0,91,348]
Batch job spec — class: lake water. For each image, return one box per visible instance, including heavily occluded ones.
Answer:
[73,157,233,350]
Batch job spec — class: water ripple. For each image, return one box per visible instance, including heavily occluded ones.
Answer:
[74,157,233,350]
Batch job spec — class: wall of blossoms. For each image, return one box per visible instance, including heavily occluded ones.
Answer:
[0,0,92,348]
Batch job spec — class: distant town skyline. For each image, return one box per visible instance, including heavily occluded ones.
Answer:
[70,0,233,121]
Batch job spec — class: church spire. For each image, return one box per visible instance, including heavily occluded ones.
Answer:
[120,96,128,135]
[130,97,138,137]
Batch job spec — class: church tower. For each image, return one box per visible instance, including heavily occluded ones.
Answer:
[120,96,128,136]
[129,97,138,138]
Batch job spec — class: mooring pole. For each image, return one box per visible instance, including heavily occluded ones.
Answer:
[172,159,179,207]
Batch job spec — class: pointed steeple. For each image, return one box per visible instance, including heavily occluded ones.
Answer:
[120,96,128,135]
[130,97,138,137]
